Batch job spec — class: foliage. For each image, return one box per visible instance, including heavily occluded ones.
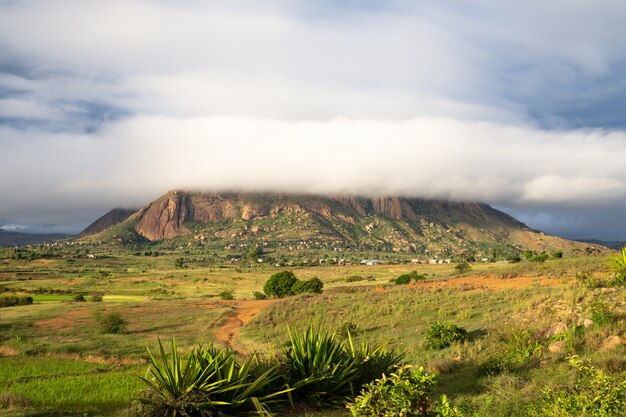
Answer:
[283,327,360,407]
[263,271,298,298]
[480,329,543,375]
[90,292,104,302]
[551,249,563,259]
[348,365,437,417]
[454,262,471,274]
[218,290,235,300]
[346,275,365,283]
[174,258,185,268]
[531,356,626,417]
[137,339,288,417]
[253,291,267,300]
[523,250,550,262]
[247,245,260,262]
[425,322,468,350]
[292,277,324,295]
[607,246,626,286]
[94,311,127,334]
[395,271,425,285]
[73,293,86,302]
[337,322,361,339]
[576,272,606,289]
[0,295,33,307]
[589,300,615,326]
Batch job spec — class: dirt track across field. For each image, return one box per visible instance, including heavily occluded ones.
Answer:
[211,299,276,356]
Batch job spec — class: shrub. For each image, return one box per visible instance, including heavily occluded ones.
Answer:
[479,329,543,375]
[425,322,468,350]
[531,356,626,417]
[0,295,33,308]
[94,311,127,334]
[346,275,365,283]
[337,321,361,338]
[292,277,324,294]
[576,271,606,289]
[263,271,297,298]
[552,249,563,259]
[348,365,437,417]
[90,292,104,302]
[454,262,471,273]
[73,293,86,302]
[174,257,185,268]
[253,291,267,300]
[218,290,235,300]
[137,339,289,417]
[395,274,412,285]
[589,300,615,326]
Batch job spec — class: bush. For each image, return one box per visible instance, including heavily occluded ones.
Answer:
[348,365,437,416]
[0,295,33,308]
[589,300,615,326]
[94,312,127,334]
[479,329,543,375]
[346,275,365,283]
[263,271,297,298]
[395,271,425,285]
[454,262,471,273]
[252,291,267,300]
[337,321,361,338]
[73,293,86,302]
[90,292,104,302]
[292,277,324,294]
[174,257,185,268]
[531,356,626,417]
[218,290,235,300]
[425,322,468,350]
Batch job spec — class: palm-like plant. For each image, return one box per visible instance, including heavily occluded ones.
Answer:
[136,339,290,417]
[607,246,626,286]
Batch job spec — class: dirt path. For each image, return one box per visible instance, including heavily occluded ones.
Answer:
[211,299,276,356]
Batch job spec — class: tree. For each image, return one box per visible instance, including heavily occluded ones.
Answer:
[263,271,297,298]
[292,277,324,294]
[247,245,259,263]
[455,262,471,273]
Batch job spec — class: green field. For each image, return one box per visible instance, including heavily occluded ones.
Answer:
[0,248,624,416]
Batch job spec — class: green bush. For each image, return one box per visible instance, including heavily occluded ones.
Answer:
[589,300,615,326]
[479,329,543,375]
[454,262,471,273]
[425,322,468,350]
[73,293,86,302]
[263,271,297,298]
[337,321,361,338]
[0,295,33,308]
[90,292,104,302]
[253,291,267,300]
[531,356,626,417]
[218,290,235,300]
[348,365,437,416]
[292,277,324,294]
[395,271,425,285]
[346,275,365,283]
[94,312,127,334]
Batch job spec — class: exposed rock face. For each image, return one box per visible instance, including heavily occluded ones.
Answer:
[129,191,528,242]
[79,208,137,238]
[113,190,604,256]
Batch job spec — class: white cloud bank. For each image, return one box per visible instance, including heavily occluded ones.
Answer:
[2,1,626,239]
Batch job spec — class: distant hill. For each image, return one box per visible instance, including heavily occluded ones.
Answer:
[79,208,137,238]
[573,238,624,250]
[83,191,603,258]
[0,230,70,246]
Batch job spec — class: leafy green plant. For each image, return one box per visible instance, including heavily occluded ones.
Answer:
[348,365,437,417]
[589,300,615,326]
[0,295,33,307]
[218,290,235,300]
[607,246,626,287]
[425,322,468,350]
[292,277,324,295]
[94,311,127,334]
[454,262,471,273]
[263,271,297,298]
[531,356,626,417]
[480,329,544,375]
[253,291,267,300]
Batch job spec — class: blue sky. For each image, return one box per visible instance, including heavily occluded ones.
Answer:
[1,0,626,240]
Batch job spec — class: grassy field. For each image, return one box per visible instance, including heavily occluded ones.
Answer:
[0,251,624,416]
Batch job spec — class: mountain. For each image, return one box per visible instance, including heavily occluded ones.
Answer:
[0,230,69,246]
[85,191,601,258]
[79,208,137,237]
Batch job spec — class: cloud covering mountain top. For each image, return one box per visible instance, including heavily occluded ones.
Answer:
[1,0,626,239]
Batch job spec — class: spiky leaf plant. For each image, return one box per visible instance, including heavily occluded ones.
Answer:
[136,339,290,417]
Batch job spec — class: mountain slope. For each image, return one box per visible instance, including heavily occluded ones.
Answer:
[89,191,600,257]
[0,230,69,246]
[79,208,137,238]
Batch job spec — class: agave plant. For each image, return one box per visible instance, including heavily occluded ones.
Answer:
[136,339,290,417]
[283,327,360,407]
[608,246,626,285]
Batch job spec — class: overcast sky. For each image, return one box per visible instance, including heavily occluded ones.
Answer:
[1,0,626,240]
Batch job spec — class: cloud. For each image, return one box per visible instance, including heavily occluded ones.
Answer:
[1,1,626,239]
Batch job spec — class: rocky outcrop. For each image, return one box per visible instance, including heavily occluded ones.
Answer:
[79,208,137,237]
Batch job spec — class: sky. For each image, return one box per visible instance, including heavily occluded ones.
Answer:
[1,0,626,240]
